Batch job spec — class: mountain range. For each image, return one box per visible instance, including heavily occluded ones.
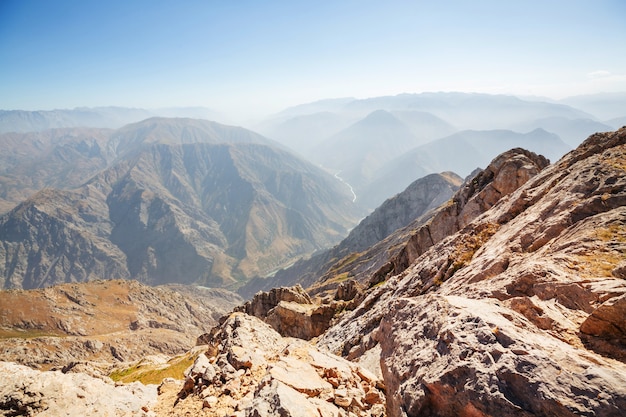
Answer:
[0,106,223,133]
[255,92,620,209]
[0,118,362,290]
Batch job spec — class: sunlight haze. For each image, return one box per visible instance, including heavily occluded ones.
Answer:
[1,0,625,120]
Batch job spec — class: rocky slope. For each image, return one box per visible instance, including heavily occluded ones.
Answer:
[156,312,386,417]
[316,127,626,416]
[0,279,242,370]
[0,118,362,289]
[0,361,157,417]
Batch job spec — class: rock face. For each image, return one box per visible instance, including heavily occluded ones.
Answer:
[236,286,338,340]
[378,296,626,417]
[317,127,626,415]
[0,118,362,289]
[304,147,548,301]
[0,361,157,417]
[167,313,386,417]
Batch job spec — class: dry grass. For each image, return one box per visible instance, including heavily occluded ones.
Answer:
[449,222,500,276]
[110,351,198,385]
[0,329,64,339]
[605,151,626,171]
[575,223,626,277]
[0,280,138,337]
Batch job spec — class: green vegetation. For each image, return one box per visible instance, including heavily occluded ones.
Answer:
[110,351,198,385]
[329,272,351,283]
[0,329,64,339]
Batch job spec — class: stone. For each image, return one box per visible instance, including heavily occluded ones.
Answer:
[377,295,626,417]
[0,361,157,416]
[269,355,333,397]
[580,293,626,361]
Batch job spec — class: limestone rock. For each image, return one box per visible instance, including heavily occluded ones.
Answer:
[0,361,157,416]
[238,285,312,318]
[172,313,386,417]
[377,295,626,416]
[580,294,626,361]
[238,285,339,339]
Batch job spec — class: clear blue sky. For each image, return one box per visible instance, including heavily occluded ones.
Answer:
[1,0,625,119]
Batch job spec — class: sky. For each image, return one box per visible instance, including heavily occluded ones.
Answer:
[1,0,625,120]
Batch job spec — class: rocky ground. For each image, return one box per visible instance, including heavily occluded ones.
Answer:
[317,127,626,416]
[0,280,241,371]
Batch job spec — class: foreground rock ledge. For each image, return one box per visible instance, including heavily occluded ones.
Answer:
[0,361,157,416]
[174,312,386,417]
[378,295,626,417]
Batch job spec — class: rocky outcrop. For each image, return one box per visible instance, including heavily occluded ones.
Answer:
[378,295,626,417]
[167,313,385,417]
[306,148,547,301]
[580,293,626,361]
[372,147,550,285]
[318,127,626,415]
[0,361,157,416]
[236,286,339,340]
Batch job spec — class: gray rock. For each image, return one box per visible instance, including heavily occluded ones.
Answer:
[0,361,157,416]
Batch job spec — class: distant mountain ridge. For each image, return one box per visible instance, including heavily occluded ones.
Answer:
[257,92,596,208]
[0,118,363,290]
[0,118,279,214]
[0,107,223,134]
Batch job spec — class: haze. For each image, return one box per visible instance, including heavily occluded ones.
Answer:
[1,0,625,121]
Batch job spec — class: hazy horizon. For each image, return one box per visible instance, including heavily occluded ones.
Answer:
[1,0,625,121]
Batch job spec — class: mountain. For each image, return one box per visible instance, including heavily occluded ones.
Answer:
[0,118,363,290]
[1,128,625,416]
[342,92,594,130]
[560,92,626,120]
[389,110,457,141]
[255,111,358,156]
[0,127,115,213]
[265,92,594,130]
[239,171,463,299]
[312,110,423,190]
[0,279,242,370]
[314,127,626,415]
[356,128,570,209]
[607,116,626,129]
[0,106,223,134]
[0,118,281,214]
[257,93,587,208]
[514,116,613,147]
[146,126,624,416]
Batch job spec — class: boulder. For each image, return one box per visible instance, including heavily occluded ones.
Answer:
[0,361,157,416]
